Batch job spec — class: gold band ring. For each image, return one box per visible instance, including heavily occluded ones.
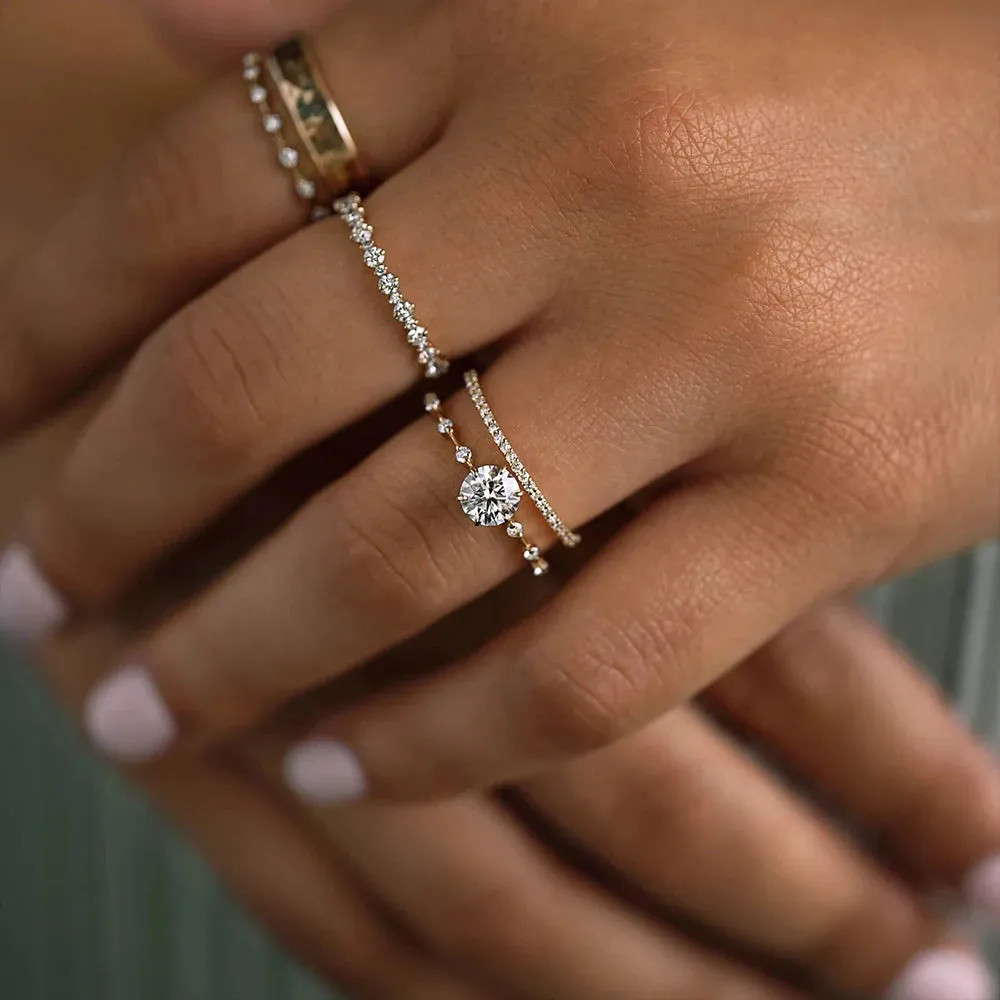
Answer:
[244,39,369,206]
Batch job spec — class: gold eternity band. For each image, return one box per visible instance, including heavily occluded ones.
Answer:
[464,371,581,548]
[258,38,368,202]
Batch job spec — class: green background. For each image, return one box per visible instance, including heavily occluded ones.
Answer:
[1,544,998,999]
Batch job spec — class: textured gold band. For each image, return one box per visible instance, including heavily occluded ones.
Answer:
[264,37,369,201]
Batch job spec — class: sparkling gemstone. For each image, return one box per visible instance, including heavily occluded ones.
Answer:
[455,445,472,464]
[406,325,427,347]
[425,358,449,378]
[423,393,440,412]
[334,193,360,213]
[532,560,550,576]
[278,147,299,168]
[295,178,316,199]
[262,113,282,134]
[243,65,260,81]
[377,273,399,295]
[523,546,541,562]
[437,417,453,434]
[351,224,373,244]
[363,246,385,268]
[506,521,524,538]
[392,298,414,321]
[249,85,268,104]
[458,466,522,527]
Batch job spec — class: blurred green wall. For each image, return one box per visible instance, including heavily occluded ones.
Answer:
[1,545,998,999]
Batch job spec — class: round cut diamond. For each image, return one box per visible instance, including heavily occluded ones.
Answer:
[458,466,522,527]
[278,147,299,168]
[295,178,316,199]
[262,113,282,134]
[249,85,268,104]
[455,445,472,464]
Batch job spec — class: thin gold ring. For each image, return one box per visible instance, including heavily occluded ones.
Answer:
[464,371,581,548]
[261,38,369,202]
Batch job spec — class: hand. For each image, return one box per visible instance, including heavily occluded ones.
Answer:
[2,0,998,812]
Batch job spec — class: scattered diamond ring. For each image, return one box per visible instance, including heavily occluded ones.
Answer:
[423,390,550,576]
[464,371,582,548]
[243,39,368,209]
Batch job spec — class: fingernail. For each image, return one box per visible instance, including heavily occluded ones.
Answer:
[284,739,368,804]
[0,544,67,644]
[886,949,996,1000]
[964,854,1000,921]
[84,665,177,763]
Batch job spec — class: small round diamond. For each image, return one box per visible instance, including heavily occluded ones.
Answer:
[351,224,373,244]
[363,247,385,268]
[423,393,440,412]
[455,446,472,464]
[377,273,399,295]
[262,113,282,134]
[437,417,453,434]
[459,466,522,527]
[523,546,541,562]
[243,64,261,81]
[295,178,316,200]
[425,358,449,378]
[249,85,268,104]
[278,147,299,168]
[392,298,414,322]
[334,193,360,214]
[406,325,428,347]
[532,560,550,576]
[506,521,524,538]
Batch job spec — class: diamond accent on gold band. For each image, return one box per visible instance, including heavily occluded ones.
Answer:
[463,370,581,548]
[334,194,450,380]
[423,393,548,576]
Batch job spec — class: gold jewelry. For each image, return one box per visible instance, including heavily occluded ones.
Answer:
[243,52,331,218]
[333,193,450,379]
[464,371,581,548]
[263,38,369,201]
[423,393,550,577]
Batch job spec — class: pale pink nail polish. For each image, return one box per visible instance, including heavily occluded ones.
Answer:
[964,854,1000,921]
[886,949,996,1000]
[84,665,177,763]
[284,739,368,803]
[0,544,67,644]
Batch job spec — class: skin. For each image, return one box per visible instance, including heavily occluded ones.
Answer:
[2,0,1000,996]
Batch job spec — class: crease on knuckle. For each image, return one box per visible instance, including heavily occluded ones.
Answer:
[333,464,454,620]
[517,617,664,755]
[155,294,287,462]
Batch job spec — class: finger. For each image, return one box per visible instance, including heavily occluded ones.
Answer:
[135,0,352,60]
[297,794,806,1000]
[284,472,861,800]
[704,602,1000,924]
[145,755,499,1000]
[71,303,726,764]
[518,705,991,999]
[8,133,564,639]
[0,2,455,435]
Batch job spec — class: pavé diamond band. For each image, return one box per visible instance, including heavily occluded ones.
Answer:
[243,39,368,209]
[464,371,581,548]
[333,193,450,379]
[423,392,549,576]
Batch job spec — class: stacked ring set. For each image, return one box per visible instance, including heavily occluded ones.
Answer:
[243,41,580,575]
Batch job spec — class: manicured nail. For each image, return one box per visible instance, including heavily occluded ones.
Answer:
[964,854,1000,922]
[886,949,996,1000]
[84,665,176,763]
[0,544,67,644]
[284,739,368,804]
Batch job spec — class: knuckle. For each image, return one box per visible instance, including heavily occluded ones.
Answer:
[107,113,209,279]
[515,619,663,755]
[152,289,289,463]
[332,457,455,621]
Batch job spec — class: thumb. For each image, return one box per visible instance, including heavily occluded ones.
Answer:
[134,0,354,62]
